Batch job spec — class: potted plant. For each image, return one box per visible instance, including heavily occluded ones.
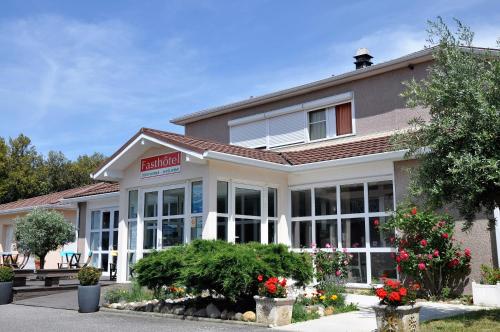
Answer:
[472,265,500,307]
[0,266,15,305]
[254,275,294,326]
[77,266,102,313]
[372,278,420,332]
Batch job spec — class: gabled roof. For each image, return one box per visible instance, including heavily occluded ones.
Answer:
[0,182,119,214]
[93,127,400,179]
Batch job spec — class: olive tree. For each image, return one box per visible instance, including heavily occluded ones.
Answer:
[15,208,75,269]
[396,17,500,228]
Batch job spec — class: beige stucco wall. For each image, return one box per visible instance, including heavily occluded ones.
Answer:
[185,61,432,143]
[394,160,495,294]
[0,209,77,269]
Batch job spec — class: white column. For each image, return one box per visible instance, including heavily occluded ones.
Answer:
[261,188,268,244]
[277,185,290,246]
[117,187,129,283]
[203,174,218,240]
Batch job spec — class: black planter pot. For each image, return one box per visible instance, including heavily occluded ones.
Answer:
[78,284,101,313]
[0,281,13,305]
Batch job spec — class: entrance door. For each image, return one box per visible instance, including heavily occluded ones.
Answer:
[233,184,264,243]
[90,209,119,274]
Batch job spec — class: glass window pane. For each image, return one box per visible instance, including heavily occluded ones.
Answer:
[162,218,184,247]
[235,218,261,243]
[190,216,203,241]
[91,253,99,268]
[101,253,109,272]
[341,218,366,248]
[217,217,228,241]
[369,217,393,248]
[291,220,312,248]
[309,109,326,122]
[163,188,185,216]
[113,211,119,229]
[235,188,261,216]
[217,181,228,214]
[101,231,109,250]
[128,190,138,219]
[91,211,101,230]
[315,219,337,248]
[90,232,100,250]
[143,220,157,249]
[127,221,137,250]
[191,181,203,214]
[102,211,111,229]
[113,230,118,250]
[315,187,337,215]
[291,190,311,217]
[127,252,136,281]
[268,220,276,244]
[347,253,367,283]
[371,253,397,284]
[268,188,277,218]
[340,184,364,214]
[309,122,327,140]
[368,181,394,212]
[144,192,158,218]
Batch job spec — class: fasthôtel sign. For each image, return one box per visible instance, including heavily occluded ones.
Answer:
[140,152,181,179]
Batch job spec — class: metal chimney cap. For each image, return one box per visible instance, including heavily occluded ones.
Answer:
[355,48,370,56]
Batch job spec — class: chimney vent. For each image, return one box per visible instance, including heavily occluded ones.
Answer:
[354,48,373,69]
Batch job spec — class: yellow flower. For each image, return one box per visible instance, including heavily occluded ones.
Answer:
[330,294,338,301]
[319,295,325,300]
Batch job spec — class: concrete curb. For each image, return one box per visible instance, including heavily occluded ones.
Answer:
[100,307,269,327]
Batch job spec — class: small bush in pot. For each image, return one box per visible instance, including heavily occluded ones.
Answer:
[77,266,102,313]
[0,266,15,305]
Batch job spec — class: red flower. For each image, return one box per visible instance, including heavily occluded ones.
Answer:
[420,239,427,247]
[373,219,380,226]
[280,278,287,287]
[433,249,440,257]
[397,265,402,272]
[447,258,460,268]
[389,291,401,302]
[418,262,426,271]
[257,275,263,282]
[464,248,471,257]
[411,207,417,215]
[266,283,277,294]
[399,287,407,296]
[441,233,449,239]
[375,288,387,299]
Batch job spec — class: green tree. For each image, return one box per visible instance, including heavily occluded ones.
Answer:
[15,208,75,269]
[396,18,500,227]
[69,153,107,187]
[44,151,73,192]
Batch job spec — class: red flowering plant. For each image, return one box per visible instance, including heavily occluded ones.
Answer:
[375,278,416,306]
[381,205,471,298]
[312,244,352,282]
[257,275,287,298]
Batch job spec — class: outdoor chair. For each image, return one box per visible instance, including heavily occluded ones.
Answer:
[77,251,93,268]
[16,252,30,269]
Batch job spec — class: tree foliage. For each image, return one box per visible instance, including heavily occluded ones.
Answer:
[0,134,106,204]
[15,208,75,269]
[395,18,500,227]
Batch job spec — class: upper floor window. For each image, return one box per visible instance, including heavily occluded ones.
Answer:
[308,109,327,141]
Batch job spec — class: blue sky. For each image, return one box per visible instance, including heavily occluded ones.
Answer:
[0,0,499,159]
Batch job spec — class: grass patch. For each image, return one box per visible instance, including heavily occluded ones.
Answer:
[333,302,358,314]
[292,303,320,323]
[104,281,155,303]
[421,309,500,332]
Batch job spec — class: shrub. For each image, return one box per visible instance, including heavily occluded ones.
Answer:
[313,249,352,282]
[480,265,500,285]
[134,240,314,301]
[0,266,14,282]
[316,281,346,307]
[382,205,471,298]
[78,266,101,286]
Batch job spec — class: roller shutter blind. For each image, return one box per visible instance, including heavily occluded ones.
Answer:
[230,120,267,148]
[268,111,305,147]
[335,102,353,135]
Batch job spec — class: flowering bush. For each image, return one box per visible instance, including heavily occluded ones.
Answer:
[257,275,287,298]
[382,205,471,298]
[375,278,415,306]
[312,245,352,282]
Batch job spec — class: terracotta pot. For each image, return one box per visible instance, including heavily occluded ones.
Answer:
[254,296,294,326]
[372,304,421,332]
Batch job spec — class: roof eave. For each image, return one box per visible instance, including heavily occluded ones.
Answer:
[0,203,77,216]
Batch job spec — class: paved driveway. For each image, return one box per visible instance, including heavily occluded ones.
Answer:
[4,304,273,332]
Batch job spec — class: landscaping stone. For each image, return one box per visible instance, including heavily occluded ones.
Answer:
[145,303,154,312]
[234,312,243,321]
[324,306,335,316]
[242,311,256,322]
[227,311,236,320]
[194,308,207,317]
[306,304,324,317]
[172,306,185,315]
[110,303,120,309]
[184,307,196,316]
[161,303,173,314]
[206,303,221,319]
[220,309,228,320]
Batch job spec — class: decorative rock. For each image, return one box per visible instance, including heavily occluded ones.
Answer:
[206,303,221,319]
[227,311,236,320]
[242,311,256,322]
[306,305,324,317]
[110,303,120,309]
[184,307,196,316]
[161,303,173,314]
[173,306,185,315]
[324,306,335,316]
[154,300,165,313]
[146,303,154,312]
[234,312,243,321]
[194,308,207,317]
[220,309,228,320]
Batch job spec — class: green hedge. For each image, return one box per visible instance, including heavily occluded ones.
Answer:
[133,240,313,301]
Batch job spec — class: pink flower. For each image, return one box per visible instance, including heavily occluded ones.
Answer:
[325,243,331,248]
[427,254,433,260]
[420,239,427,247]
[418,262,426,271]
[342,248,348,253]
[441,233,449,239]
[373,219,380,226]
[335,270,341,276]
[433,249,440,257]
[438,220,445,227]
[311,242,317,249]
[464,248,471,257]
